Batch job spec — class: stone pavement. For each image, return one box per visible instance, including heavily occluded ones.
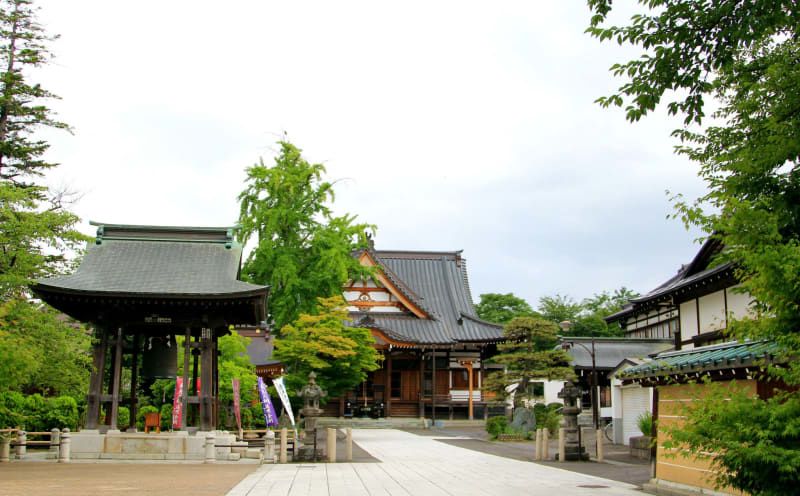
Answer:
[227,429,643,495]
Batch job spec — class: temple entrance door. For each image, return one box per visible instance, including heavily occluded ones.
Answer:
[400,370,419,401]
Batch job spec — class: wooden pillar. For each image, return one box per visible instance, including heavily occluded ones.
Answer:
[384,352,392,417]
[86,327,108,429]
[191,343,199,426]
[199,328,214,431]
[109,327,123,430]
[181,327,190,430]
[461,360,474,420]
[432,348,437,421]
[338,396,345,417]
[129,334,140,431]
[418,350,425,418]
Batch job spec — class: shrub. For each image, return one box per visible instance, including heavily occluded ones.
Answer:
[160,404,173,431]
[116,406,130,429]
[45,396,79,430]
[637,411,653,436]
[486,415,509,438]
[532,402,562,433]
[0,391,27,428]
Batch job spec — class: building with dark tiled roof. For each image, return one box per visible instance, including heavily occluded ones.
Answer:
[331,246,504,419]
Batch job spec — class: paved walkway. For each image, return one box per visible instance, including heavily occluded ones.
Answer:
[227,429,643,495]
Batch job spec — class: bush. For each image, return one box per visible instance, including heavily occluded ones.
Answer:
[116,406,130,429]
[486,415,509,438]
[637,411,653,436]
[533,402,562,433]
[44,396,79,430]
[160,404,173,431]
[0,392,79,430]
[0,391,27,428]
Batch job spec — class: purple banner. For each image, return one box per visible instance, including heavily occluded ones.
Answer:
[257,376,279,427]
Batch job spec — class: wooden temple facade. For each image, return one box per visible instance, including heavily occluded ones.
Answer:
[328,247,505,419]
[33,223,269,432]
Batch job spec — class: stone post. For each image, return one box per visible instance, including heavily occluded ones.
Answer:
[534,429,542,460]
[58,429,71,463]
[345,428,353,462]
[50,428,61,458]
[0,436,9,463]
[204,432,216,464]
[15,430,26,459]
[279,428,288,464]
[542,428,550,460]
[263,430,275,464]
[596,429,604,461]
[327,428,336,463]
[558,428,566,463]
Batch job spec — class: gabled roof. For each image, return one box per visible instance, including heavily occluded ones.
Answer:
[351,249,503,346]
[605,236,735,323]
[562,337,674,370]
[34,222,268,298]
[617,340,780,380]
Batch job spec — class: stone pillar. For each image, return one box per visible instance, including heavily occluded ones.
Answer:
[109,327,124,431]
[86,328,108,429]
[279,428,288,463]
[58,429,71,463]
[542,428,550,460]
[50,428,60,458]
[345,427,353,462]
[327,428,336,463]
[0,436,10,462]
[558,428,566,463]
[15,430,26,459]
[596,429,604,461]
[534,429,542,460]
[204,432,216,464]
[263,430,275,464]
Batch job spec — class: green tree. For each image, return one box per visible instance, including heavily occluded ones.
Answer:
[0,0,85,297]
[475,293,535,324]
[537,294,581,324]
[237,141,374,331]
[587,1,800,492]
[273,295,380,399]
[483,316,574,407]
[537,289,636,337]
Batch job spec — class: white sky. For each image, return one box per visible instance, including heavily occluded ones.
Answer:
[36,0,706,307]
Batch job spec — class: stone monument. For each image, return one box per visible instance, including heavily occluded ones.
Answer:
[510,407,536,434]
[295,372,327,461]
[557,381,588,461]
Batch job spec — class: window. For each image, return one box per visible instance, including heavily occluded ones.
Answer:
[526,381,545,399]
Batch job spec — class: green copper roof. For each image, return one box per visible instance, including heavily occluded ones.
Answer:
[618,340,781,380]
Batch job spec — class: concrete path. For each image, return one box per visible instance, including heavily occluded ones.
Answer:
[227,429,642,495]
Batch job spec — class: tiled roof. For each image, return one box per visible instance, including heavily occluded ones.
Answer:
[351,250,503,345]
[562,337,674,369]
[34,223,268,298]
[617,340,780,380]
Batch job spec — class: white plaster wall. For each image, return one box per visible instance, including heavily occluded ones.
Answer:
[698,290,726,333]
[679,299,698,337]
[726,285,754,319]
[544,380,565,405]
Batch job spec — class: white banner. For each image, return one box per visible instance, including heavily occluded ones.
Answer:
[272,376,297,435]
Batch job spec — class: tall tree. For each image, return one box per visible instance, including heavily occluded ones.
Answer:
[587,1,800,492]
[0,0,84,297]
[237,141,374,331]
[273,296,381,399]
[475,292,535,325]
[0,0,89,398]
[483,316,574,407]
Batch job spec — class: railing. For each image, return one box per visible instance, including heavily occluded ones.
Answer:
[0,428,71,463]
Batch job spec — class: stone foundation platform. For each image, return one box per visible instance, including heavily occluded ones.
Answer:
[70,430,237,461]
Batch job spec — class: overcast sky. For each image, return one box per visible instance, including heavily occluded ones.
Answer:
[36,1,706,308]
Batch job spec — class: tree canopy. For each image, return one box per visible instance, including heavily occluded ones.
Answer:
[237,141,374,331]
[273,295,381,400]
[483,316,574,407]
[587,1,800,492]
[538,288,636,337]
[0,0,89,399]
[475,292,535,324]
